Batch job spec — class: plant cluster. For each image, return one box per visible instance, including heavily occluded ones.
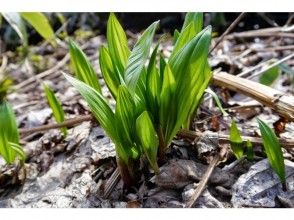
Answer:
[65,12,212,186]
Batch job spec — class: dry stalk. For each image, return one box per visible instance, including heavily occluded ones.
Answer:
[212,71,294,121]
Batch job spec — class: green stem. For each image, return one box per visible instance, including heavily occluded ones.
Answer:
[116,158,137,189]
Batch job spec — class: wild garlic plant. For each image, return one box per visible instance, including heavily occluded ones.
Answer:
[0,76,25,164]
[65,12,212,186]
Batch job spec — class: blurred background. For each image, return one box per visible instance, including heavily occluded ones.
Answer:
[1,12,292,51]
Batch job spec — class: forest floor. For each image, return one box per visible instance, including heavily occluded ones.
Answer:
[0,23,294,208]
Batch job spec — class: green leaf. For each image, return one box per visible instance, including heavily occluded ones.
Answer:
[0,101,20,164]
[20,12,55,45]
[205,87,228,116]
[182,12,203,33]
[2,12,28,46]
[159,64,176,145]
[170,13,203,60]
[168,26,212,142]
[257,118,285,183]
[64,73,135,165]
[43,84,67,137]
[145,45,160,124]
[124,21,159,92]
[69,40,101,93]
[245,140,254,161]
[259,66,280,86]
[229,120,244,159]
[115,85,140,161]
[99,46,120,98]
[115,86,136,146]
[173,29,180,44]
[107,13,130,76]
[136,111,159,173]
[9,142,26,163]
[63,73,117,143]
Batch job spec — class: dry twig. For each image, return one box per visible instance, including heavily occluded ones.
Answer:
[209,13,246,54]
[186,146,227,208]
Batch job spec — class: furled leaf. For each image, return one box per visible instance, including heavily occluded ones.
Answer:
[20,12,55,45]
[257,118,285,183]
[99,46,120,98]
[107,13,130,76]
[69,40,101,93]
[205,87,228,116]
[259,66,280,86]
[124,21,159,92]
[229,120,244,159]
[136,111,159,173]
[0,101,21,164]
[43,84,67,136]
[2,12,28,46]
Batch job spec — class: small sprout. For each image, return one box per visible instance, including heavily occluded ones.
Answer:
[229,120,244,159]
[257,118,285,183]
[43,84,67,137]
[259,65,280,86]
[205,87,228,116]
[0,101,24,164]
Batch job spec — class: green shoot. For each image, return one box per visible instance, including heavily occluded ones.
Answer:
[229,120,244,159]
[0,101,25,164]
[257,118,285,183]
[43,84,67,137]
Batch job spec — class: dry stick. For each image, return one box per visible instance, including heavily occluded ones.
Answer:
[213,71,294,121]
[209,13,246,54]
[19,114,294,148]
[19,114,93,136]
[186,146,227,208]
[178,129,294,149]
[227,32,294,39]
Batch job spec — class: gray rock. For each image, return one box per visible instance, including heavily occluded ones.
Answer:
[231,159,294,207]
[26,108,52,128]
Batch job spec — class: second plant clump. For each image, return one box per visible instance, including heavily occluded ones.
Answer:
[65,12,212,186]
